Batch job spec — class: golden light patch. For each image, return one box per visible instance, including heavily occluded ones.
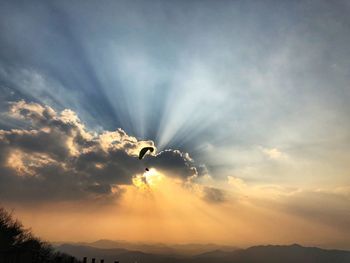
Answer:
[6,150,56,176]
[132,168,164,190]
[6,150,27,175]
[144,168,164,186]
[132,174,148,190]
[95,163,104,169]
[66,136,79,156]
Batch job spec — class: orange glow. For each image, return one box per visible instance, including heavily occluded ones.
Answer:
[132,168,165,190]
[4,171,349,248]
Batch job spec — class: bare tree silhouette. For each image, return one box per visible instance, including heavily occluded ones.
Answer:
[0,207,78,263]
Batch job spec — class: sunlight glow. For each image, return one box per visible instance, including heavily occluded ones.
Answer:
[132,168,164,189]
[144,168,164,187]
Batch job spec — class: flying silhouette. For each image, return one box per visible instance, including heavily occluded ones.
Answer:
[139,147,154,171]
[138,147,154,160]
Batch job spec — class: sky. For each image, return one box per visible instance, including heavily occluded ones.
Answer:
[0,0,350,249]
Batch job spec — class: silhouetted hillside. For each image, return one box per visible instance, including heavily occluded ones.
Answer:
[58,243,350,263]
[0,207,77,263]
[237,244,350,263]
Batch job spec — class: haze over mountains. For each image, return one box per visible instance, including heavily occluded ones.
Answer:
[57,241,350,263]
[55,239,237,256]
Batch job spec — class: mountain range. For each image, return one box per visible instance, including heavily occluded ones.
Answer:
[57,241,350,263]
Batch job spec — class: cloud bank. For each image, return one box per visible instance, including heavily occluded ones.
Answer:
[0,101,199,203]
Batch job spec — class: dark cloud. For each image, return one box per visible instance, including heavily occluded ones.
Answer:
[202,187,226,203]
[86,184,112,195]
[146,149,198,179]
[0,101,200,203]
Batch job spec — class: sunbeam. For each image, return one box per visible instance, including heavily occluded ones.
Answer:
[1,0,350,255]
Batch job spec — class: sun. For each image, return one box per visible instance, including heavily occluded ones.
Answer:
[144,168,164,186]
[132,168,164,189]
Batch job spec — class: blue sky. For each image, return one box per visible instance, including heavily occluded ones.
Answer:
[1,0,350,182]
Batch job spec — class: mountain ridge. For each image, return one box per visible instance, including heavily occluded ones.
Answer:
[57,242,350,263]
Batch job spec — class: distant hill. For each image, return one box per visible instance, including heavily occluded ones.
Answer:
[57,243,350,263]
[57,244,176,263]
[193,244,350,263]
[70,239,237,256]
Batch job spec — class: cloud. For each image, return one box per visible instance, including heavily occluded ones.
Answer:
[227,176,247,191]
[202,186,226,203]
[0,101,199,203]
[146,150,198,180]
[260,147,289,161]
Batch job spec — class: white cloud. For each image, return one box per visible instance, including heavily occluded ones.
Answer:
[260,146,289,161]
